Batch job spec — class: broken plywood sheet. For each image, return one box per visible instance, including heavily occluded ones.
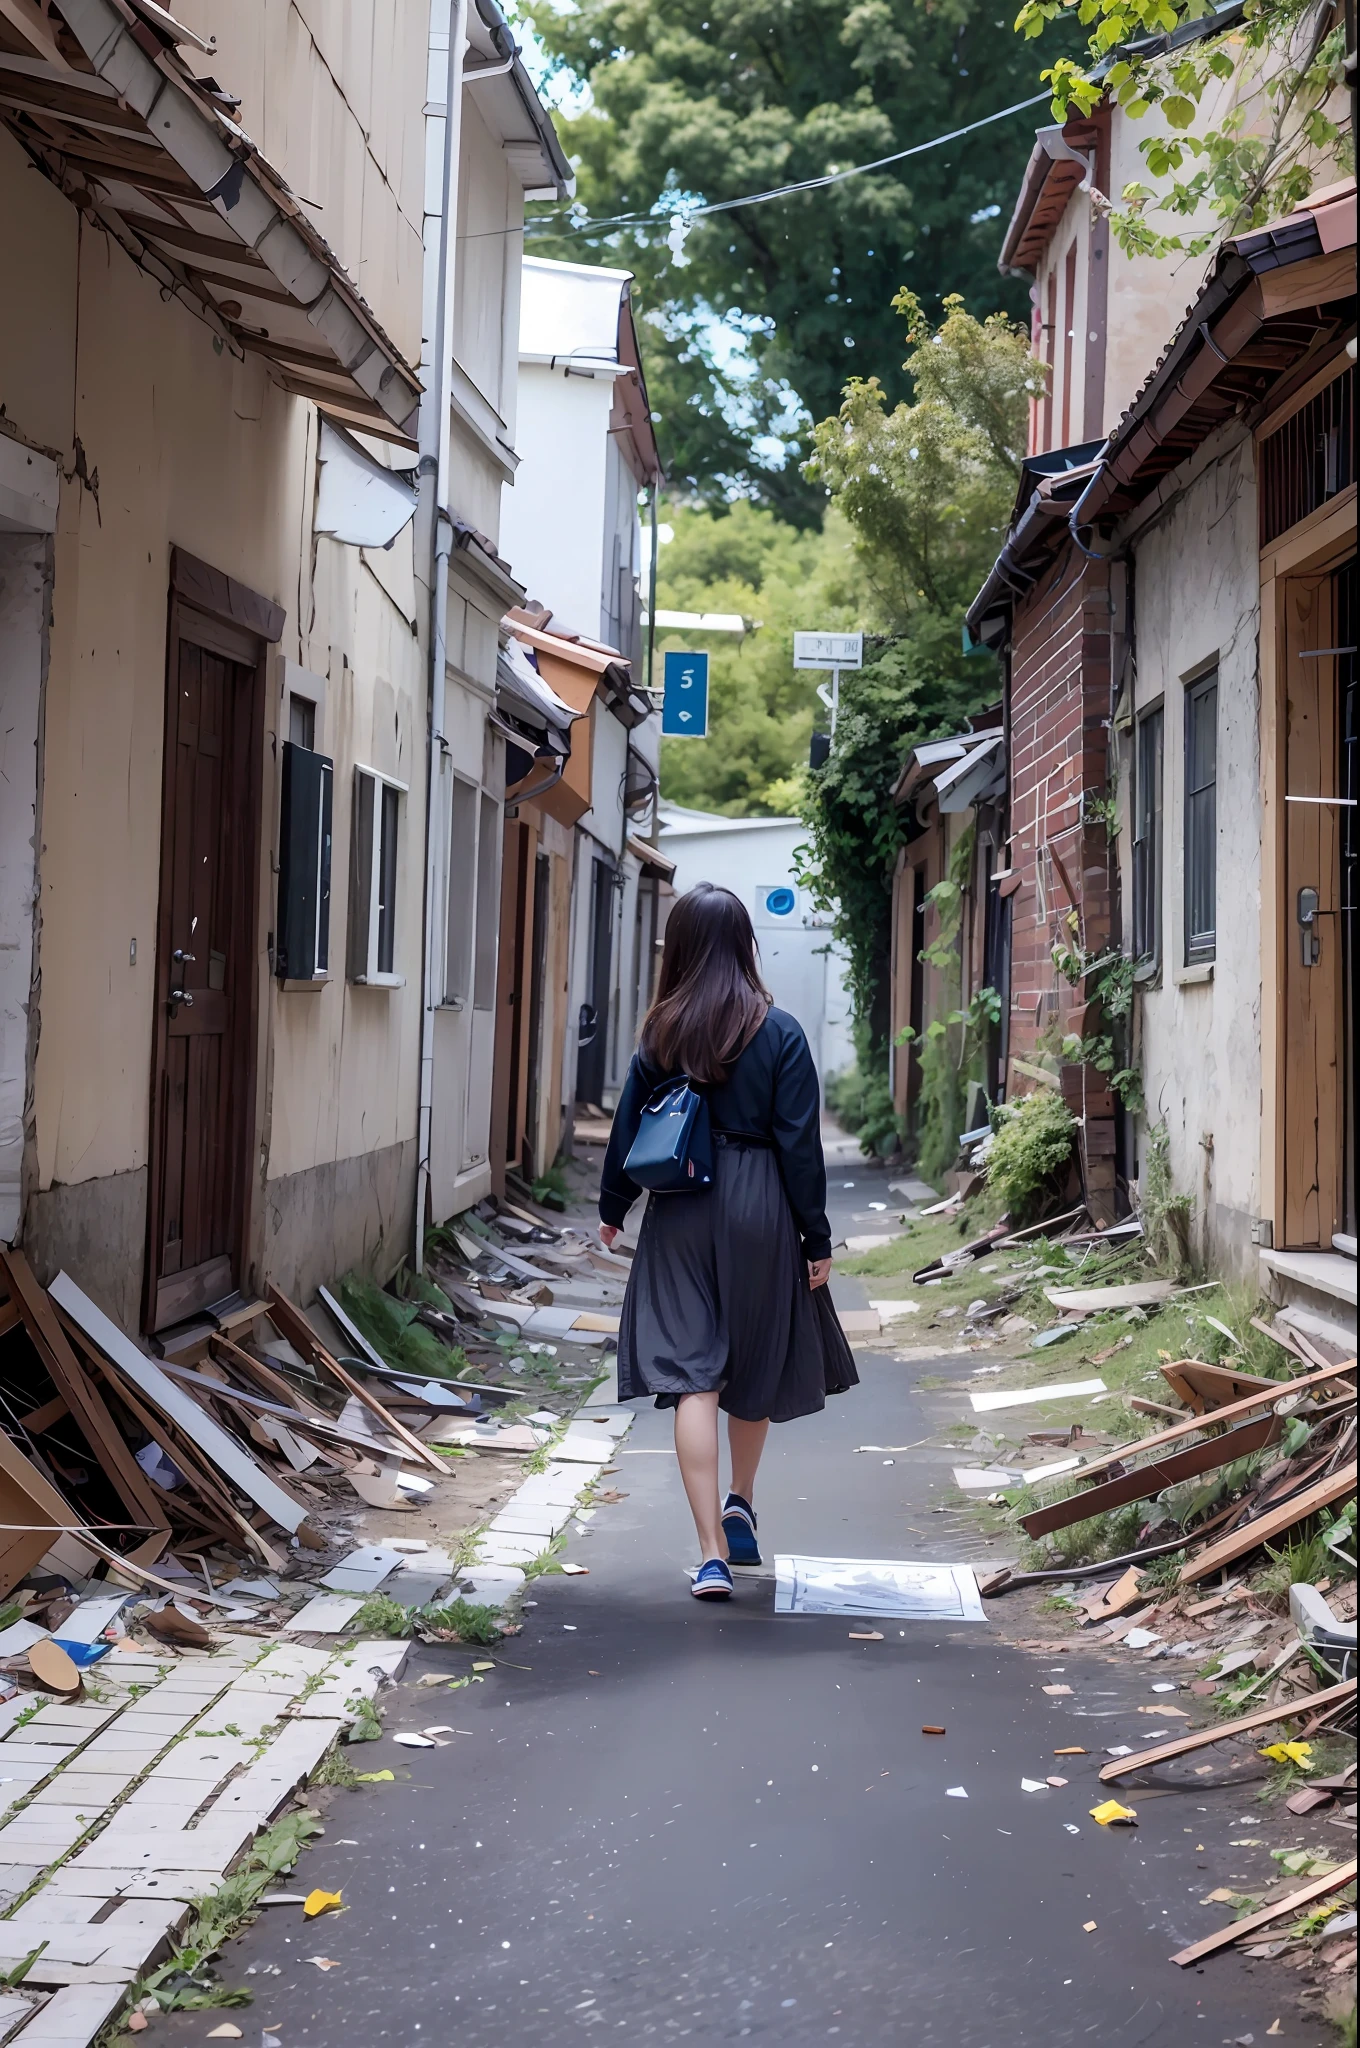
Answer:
[774,1556,986,1622]
[48,1274,305,1534]
[1043,1279,1174,1313]
[970,1378,1107,1413]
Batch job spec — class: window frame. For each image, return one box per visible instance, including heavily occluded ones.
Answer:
[347,762,408,988]
[1183,667,1219,965]
[1131,700,1164,977]
[276,739,333,986]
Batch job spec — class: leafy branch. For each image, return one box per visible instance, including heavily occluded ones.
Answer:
[1014,0,1351,257]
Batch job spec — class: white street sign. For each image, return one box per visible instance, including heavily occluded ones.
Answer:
[793,631,863,671]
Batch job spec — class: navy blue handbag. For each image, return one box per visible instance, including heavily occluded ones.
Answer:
[623,1078,714,1194]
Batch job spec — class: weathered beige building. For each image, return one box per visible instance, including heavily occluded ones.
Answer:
[0,0,568,1334]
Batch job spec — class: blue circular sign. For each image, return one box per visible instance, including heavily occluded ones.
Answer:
[765,886,796,917]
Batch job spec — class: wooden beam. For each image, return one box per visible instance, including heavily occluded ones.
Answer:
[1170,1861,1357,1967]
[1180,1462,1357,1584]
[1100,1678,1357,1784]
[0,1248,169,1533]
[19,1394,71,1436]
[266,1286,445,1474]
[1036,1358,1356,1493]
[1019,1413,1284,1538]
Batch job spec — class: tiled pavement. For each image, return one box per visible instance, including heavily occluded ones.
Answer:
[0,1635,407,2044]
[0,1403,633,2045]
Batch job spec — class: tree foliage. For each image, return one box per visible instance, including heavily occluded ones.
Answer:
[524,0,1077,508]
[1016,0,1351,258]
[654,502,864,815]
[797,293,1033,1124]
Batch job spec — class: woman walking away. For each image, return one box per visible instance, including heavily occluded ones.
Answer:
[598,883,857,1601]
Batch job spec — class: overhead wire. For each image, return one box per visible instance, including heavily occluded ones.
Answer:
[521,86,1053,243]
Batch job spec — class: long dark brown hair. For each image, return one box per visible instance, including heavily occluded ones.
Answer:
[639,883,771,1083]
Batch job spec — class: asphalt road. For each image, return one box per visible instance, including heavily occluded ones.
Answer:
[152,1157,1310,2047]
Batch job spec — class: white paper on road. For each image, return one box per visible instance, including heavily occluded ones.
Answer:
[969,1378,1106,1413]
[774,1555,986,1622]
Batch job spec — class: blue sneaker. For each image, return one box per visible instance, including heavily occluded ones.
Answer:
[691,1558,734,1600]
[722,1492,762,1566]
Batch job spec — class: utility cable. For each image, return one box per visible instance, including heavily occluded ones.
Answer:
[523,86,1052,243]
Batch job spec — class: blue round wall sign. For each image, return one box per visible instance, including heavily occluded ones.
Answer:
[765,886,797,917]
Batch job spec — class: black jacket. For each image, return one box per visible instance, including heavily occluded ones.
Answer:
[598,1007,833,1261]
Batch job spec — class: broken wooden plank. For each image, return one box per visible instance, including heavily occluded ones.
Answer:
[1161,1357,1287,1414]
[266,1287,445,1475]
[1019,1414,1284,1539]
[1170,1860,1357,1967]
[1038,1358,1356,1493]
[0,1248,170,1534]
[1180,1463,1357,1584]
[1098,1678,1357,1782]
[50,1273,308,1534]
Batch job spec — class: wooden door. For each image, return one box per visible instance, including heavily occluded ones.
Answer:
[1281,568,1345,1247]
[145,603,265,1330]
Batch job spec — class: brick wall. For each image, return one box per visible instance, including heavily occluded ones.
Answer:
[1006,546,1120,1219]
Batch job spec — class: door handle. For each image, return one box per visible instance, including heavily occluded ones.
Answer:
[169,949,196,1016]
[1296,886,1334,967]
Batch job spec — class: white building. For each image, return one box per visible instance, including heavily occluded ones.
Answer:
[659,807,855,1087]
[500,257,664,1118]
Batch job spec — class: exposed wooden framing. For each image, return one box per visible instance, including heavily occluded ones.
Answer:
[1019,1413,1284,1538]
[1180,1462,1357,1583]
[1099,1678,1357,1782]
[0,1248,169,1532]
[1171,1861,1357,1967]
[1032,1357,1356,1494]
[0,1298,21,1340]
[266,1287,446,1474]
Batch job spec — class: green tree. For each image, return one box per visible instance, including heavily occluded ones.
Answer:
[524,0,1077,509]
[654,502,863,814]
[797,292,1037,1132]
[1017,0,1351,258]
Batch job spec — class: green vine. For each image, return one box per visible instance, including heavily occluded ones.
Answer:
[1052,914,1144,1115]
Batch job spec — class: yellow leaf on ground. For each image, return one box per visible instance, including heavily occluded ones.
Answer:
[303,1888,343,1918]
[1089,1799,1138,1826]
[1260,1741,1312,1768]
[355,1770,394,1783]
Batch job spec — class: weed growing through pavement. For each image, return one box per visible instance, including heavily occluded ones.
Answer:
[347,1594,415,1638]
[123,1809,324,2018]
[312,1741,365,1787]
[418,1598,503,1645]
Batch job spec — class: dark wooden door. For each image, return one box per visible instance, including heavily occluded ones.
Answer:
[145,605,265,1331]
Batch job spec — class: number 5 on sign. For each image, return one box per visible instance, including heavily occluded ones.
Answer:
[662,650,709,738]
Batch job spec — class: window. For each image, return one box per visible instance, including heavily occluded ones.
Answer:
[1184,670,1218,962]
[276,741,332,981]
[1132,705,1163,971]
[288,692,316,751]
[443,775,479,1005]
[347,765,407,985]
[472,789,501,1010]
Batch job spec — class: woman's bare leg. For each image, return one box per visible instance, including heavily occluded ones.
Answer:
[674,1390,725,1559]
[727,1415,770,1504]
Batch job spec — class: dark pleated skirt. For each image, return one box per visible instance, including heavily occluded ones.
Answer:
[615,1139,859,1423]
